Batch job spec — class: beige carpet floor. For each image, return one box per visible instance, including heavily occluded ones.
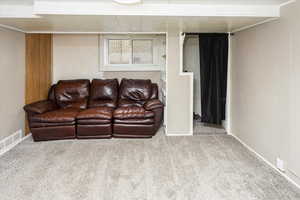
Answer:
[0,129,300,200]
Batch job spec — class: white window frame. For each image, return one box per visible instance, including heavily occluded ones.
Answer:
[100,34,161,72]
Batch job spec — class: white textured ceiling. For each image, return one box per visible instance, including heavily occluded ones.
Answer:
[143,0,289,5]
[0,0,291,5]
[0,0,33,5]
[0,15,272,33]
[0,0,291,33]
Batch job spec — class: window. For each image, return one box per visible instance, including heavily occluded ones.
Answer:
[108,39,132,64]
[100,35,161,71]
[108,39,153,65]
[132,40,153,64]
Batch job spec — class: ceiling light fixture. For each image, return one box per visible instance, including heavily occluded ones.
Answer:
[113,0,142,5]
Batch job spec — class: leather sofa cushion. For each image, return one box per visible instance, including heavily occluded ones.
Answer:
[144,99,164,110]
[89,100,116,109]
[48,84,56,102]
[150,84,158,99]
[59,99,88,110]
[113,124,155,137]
[77,107,113,120]
[31,126,76,141]
[31,108,80,123]
[24,100,57,114]
[114,106,154,119]
[55,79,90,109]
[89,79,118,108]
[114,118,154,125]
[30,122,75,128]
[118,99,144,107]
[119,79,152,101]
[77,119,111,125]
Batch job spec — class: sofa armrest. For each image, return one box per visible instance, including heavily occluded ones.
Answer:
[144,99,164,111]
[24,100,57,114]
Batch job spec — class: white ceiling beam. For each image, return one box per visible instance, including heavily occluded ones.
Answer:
[33,1,280,17]
[0,24,26,33]
[26,31,167,34]
[0,5,40,18]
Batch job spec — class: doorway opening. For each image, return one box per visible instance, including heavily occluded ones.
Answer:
[183,34,226,135]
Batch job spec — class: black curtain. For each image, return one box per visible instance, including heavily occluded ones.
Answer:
[198,33,228,125]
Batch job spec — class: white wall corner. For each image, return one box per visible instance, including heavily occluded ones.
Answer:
[180,32,194,136]
[225,33,232,134]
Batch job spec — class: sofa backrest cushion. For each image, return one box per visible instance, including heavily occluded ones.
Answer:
[150,83,158,99]
[89,79,118,108]
[55,79,90,109]
[119,79,153,102]
[48,84,56,102]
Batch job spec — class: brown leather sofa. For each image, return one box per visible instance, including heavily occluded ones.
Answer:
[76,79,118,139]
[113,79,163,138]
[24,78,163,141]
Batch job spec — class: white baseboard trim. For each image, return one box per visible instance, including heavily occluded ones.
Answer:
[166,134,193,136]
[166,131,193,136]
[230,133,300,190]
[22,133,32,141]
[0,130,32,157]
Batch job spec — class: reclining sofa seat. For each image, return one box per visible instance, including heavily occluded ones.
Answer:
[24,79,90,141]
[113,79,164,138]
[76,79,118,139]
[24,78,164,141]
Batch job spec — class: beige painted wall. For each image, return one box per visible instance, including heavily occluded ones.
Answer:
[230,1,300,183]
[52,34,162,85]
[0,28,25,140]
[183,35,201,116]
[53,33,193,135]
[166,30,193,135]
[53,34,101,82]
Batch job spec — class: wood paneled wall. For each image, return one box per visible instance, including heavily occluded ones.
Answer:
[25,34,52,134]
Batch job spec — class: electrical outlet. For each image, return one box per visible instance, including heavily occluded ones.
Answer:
[276,158,285,172]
